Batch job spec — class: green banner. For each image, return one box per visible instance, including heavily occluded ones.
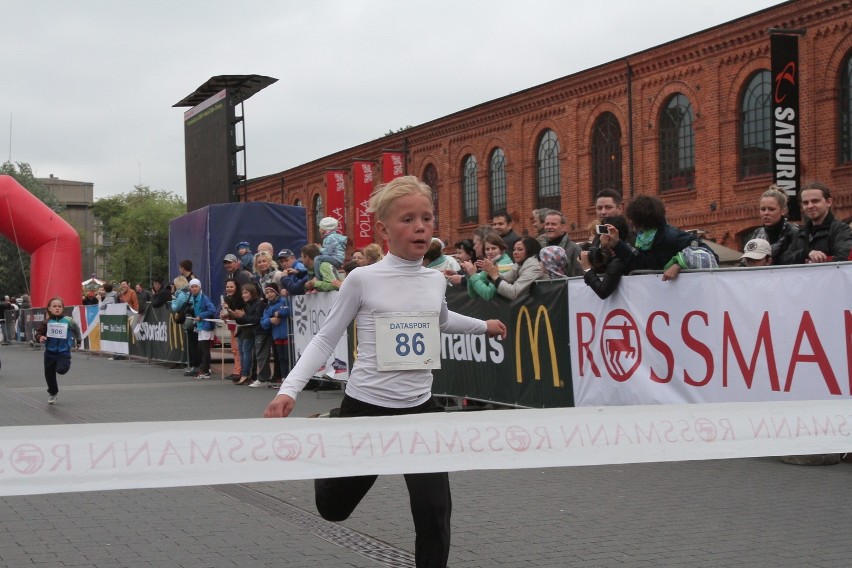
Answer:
[432,280,573,408]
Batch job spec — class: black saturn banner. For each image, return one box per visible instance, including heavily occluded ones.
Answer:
[770,32,802,221]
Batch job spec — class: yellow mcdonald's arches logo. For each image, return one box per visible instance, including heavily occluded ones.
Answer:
[169,317,185,350]
[515,305,560,387]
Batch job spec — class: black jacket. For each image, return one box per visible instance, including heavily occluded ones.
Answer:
[583,256,627,299]
[614,224,695,273]
[750,218,798,265]
[150,286,173,309]
[780,213,852,265]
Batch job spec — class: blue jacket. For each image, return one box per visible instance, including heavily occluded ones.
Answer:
[171,286,191,312]
[280,262,311,296]
[36,315,81,355]
[321,232,347,264]
[260,296,290,341]
[190,292,217,332]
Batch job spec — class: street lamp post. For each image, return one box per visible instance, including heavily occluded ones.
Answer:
[144,230,158,285]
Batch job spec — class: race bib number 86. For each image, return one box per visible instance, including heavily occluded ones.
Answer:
[375,312,440,371]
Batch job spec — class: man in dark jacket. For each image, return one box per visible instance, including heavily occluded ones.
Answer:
[492,211,520,251]
[780,182,852,265]
[150,276,172,308]
[538,211,583,276]
[278,249,310,296]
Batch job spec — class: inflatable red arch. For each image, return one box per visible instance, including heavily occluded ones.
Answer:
[0,175,81,307]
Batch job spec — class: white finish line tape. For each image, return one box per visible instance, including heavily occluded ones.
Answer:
[2,400,851,497]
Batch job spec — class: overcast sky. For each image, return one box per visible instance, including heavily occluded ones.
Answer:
[3,0,784,200]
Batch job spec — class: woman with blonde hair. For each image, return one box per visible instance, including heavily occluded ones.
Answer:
[362,242,384,265]
[264,175,505,566]
[750,185,798,265]
[253,250,279,289]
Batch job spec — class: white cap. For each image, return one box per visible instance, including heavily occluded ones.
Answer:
[189,278,202,288]
[741,239,771,260]
[319,217,338,232]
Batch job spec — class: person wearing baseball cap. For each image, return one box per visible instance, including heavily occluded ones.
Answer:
[237,242,253,273]
[740,238,772,267]
[224,253,252,287]
[278,248,310,295]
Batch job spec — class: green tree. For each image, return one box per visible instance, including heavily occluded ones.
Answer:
[94,185,185,285]
[0,162,61,296]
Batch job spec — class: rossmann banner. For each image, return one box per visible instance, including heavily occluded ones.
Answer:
[433,280,572,408]
[569,264,852,406]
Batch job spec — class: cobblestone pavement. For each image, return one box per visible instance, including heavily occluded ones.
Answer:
[1,343,850,567]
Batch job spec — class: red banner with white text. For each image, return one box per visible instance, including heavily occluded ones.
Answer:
[381,151,405,183]
[324,170,347,235]
[352,161,375,249]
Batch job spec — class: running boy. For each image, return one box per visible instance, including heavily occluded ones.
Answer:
[264,175,506,568]
[35,297,81,405]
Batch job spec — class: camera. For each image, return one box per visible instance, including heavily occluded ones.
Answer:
[595,224,608,235]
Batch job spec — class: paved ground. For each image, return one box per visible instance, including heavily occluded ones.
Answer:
[0,342,850,568]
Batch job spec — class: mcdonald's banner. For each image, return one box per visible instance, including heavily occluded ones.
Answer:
[129,305,185,362]
[381,151,405,183]
[324,170,347,234]
[432,280,573,408]
[352,160,375,249]
[568,263,852,407]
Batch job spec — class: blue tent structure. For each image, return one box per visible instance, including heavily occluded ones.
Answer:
[169,202,308,302]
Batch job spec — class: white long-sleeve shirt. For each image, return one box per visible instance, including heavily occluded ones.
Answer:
[278,253,487,408]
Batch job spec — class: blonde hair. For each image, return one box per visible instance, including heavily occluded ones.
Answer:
[367,175,433,221]
[253,250,278,275]
[173,275,188,289]
[761,185,788,210]
[363,243,384,264]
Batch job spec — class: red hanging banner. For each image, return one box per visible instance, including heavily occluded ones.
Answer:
[381,151,405,183]
[352,161,375,249]
[324,170,347,234]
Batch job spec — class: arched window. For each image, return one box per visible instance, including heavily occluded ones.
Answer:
[293,199,302,207]
[840,52,852,164]
[461,155,478,223]
[740,70,772,178]
[591,112,623,198]
[422,164,439,231]
[489,148,507,218]
[536,129,561,211]
[659,93,695,192]
[312,194,323,243]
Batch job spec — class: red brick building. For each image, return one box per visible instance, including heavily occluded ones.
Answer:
[245,0,852,251]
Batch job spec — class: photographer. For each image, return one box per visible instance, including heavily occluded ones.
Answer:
[579,216,629,299]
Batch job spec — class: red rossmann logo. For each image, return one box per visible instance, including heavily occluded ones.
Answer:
[774,62,796,104]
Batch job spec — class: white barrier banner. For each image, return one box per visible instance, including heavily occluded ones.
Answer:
[291,292,349,380]
[569,263,852,407]
[1,400,850,496]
